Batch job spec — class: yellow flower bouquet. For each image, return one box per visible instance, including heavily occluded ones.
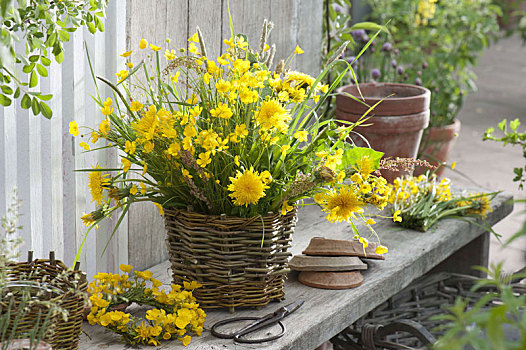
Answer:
[73,21,392,308]
[87,264,205,347]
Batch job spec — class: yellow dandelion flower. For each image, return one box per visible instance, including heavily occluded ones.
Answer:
[228,168,269,206]
[88,166,111,206]
[319,186,364,223]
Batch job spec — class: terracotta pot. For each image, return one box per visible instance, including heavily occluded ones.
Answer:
[335,83,430,182]
[414,119,461,178]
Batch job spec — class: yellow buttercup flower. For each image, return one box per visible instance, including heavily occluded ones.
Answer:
[281,200,293,215]
[135,270,153,280]
[115,69,129,83]
[69,121,79,136]
[79,142,90,151]
[280,145,290,156]
[99,119,110,135]
[119,264,133,273]
[188,32,199,42]
[196,152,211,167]
[121,158,131,173]
[294,130,308,142]
[171,71,180,84]
[393,210,403,222]
[130,100,143,112]
[228,168,269,206]
[358,236,369,248]
[121,50,132,57]
[150,44,162,51]
[139,38,148,49]
[375,245,388,255]
[124,141,136,154]
[210,102,233,119]
[130,185,138,195]
[294,45,304,54]
[153,202,163,216]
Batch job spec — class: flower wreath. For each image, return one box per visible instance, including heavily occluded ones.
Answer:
[87,264,206,347]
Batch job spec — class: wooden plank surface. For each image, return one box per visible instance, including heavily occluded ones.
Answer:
[79,191,513,350]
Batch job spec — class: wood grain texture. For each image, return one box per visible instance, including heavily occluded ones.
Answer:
[79,191,513,350]
[222,0,271,55]
[270,0,299,70]
[188,0,222,61]
[296,0,323,76]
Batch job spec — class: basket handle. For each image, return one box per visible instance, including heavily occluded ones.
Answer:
[377,320,436,345]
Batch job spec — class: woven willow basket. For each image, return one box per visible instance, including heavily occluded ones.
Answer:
[331,272,526,349]
[164,208,297,311]
[0,253,88,350]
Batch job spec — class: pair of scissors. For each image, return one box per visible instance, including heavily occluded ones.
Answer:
[210,300,305,343]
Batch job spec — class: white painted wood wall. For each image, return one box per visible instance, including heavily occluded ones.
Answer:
[0,0,323,275]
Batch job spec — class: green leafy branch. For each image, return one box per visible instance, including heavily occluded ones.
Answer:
[0,0,107,118]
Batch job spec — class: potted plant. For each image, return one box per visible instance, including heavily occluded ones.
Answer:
[339,0,500,177]
[72,21,395,311]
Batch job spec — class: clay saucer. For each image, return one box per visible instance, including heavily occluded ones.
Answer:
[289,255,367,272]
[302,237,385,260]
[298,271,364,290]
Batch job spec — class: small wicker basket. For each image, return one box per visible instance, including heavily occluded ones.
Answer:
[331,272,526,350]
[164,208,297,311]
[0,252,88,350]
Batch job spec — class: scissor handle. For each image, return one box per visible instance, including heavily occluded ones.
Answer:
[211,316,286,343]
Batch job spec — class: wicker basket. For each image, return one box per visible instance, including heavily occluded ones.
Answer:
[0,252,88,350]
[331,272,526,350]
[164,208,297,311]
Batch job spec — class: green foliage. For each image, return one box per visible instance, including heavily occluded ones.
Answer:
[345,0,500,127]
[433,264,526,350]
[493,0,526,43]
[0,0,107,118]
[484,118,526,190]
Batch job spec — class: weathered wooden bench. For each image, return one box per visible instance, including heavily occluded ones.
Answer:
[79,191,513,350]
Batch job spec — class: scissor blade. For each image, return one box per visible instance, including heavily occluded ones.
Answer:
[283,300,304,316]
